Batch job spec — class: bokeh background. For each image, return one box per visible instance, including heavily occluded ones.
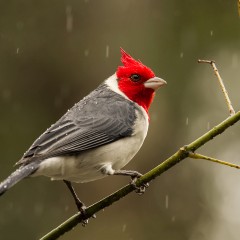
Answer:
[0,1,240,239]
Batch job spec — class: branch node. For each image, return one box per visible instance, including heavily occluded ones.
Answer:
[179,145,190,156]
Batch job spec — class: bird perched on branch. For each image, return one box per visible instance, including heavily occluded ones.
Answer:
[0,48,166,222]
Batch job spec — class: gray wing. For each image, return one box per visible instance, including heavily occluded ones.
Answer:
[17,84,137,165]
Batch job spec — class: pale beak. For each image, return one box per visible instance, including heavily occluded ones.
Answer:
[144,77,167,91]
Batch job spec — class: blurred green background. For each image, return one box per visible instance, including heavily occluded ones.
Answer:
[0,0,240,239]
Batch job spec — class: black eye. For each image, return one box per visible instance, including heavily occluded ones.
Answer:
[130,74,141,82]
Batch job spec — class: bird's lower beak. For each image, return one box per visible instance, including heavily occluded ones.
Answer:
[144,77,167,91]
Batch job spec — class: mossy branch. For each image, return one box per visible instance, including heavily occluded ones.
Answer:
[40,110,240,240]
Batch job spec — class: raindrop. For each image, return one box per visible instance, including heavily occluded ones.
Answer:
[66,5,73,32]
[210,30,213,36]
[84,49,89,57]
[165,195,169,209]
[7,202,14,210]
[231,54,238,68]
[34,203,44,216]
[185,117,189,126]
[122,224,127,232]
[207,122,210,130]
[106,45,109,58]
[65,205,69,211]
[180,52,184,58]
[171,216,176,222]
[16,48,20,54]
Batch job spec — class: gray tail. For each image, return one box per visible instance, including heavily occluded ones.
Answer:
[0,162,39,196]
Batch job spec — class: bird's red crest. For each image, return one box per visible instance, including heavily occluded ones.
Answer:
[117,48,155,79]
[120,48,142,67]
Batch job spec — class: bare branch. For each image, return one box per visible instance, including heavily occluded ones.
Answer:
[198,59,235,116]
[188,152,240,169]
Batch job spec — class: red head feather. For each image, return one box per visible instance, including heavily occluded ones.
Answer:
[120,48,141,67]
[116,48,156,115]
[117,48,155,79]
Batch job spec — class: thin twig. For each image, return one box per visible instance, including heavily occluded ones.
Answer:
[238,0,240,17]
[40,111,240,240]
[198,59,235,116]
[188,152,240,169]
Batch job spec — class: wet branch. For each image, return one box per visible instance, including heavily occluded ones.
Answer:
[40,111,240,240]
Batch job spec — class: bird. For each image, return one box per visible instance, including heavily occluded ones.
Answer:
[0,48,166,220]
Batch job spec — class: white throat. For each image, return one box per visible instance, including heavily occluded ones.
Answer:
[104,73,130,100]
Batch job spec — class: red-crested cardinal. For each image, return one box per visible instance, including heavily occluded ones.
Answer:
[0,48,166,217]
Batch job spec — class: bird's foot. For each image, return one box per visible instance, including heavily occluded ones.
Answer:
[77,204,88,226]
[76,203,96,226]
[130,174,149,195]
[112,169,149,194]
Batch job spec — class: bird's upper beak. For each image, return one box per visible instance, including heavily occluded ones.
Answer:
[144,77,167,91]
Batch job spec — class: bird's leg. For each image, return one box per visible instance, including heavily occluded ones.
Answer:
[113,170,149,194]
[63,180,90,226]
[63,180,85,211]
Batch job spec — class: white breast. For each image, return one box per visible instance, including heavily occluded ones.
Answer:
[33,107,149,183]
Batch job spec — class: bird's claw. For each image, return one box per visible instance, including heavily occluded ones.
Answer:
[76,204,96,226]
[130,175,149,195]
[76,204,88,226]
